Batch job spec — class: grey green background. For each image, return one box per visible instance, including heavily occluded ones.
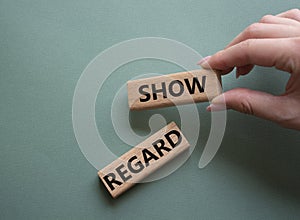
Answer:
[1,0,300,219]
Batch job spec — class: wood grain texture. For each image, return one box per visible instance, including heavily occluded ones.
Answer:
[127,69,222,110]
[98,122,190,198]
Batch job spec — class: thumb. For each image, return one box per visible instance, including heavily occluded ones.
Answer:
[207,88,284,124]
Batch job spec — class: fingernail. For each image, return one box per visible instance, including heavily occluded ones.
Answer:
[211,94,225,105]
[206,104,226,112]
[197,56,211,67]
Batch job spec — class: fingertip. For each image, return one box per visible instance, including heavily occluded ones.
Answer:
[201,49,234,71]
[211,94,226,105]
[206,103,227,112]
[197,56,211,68]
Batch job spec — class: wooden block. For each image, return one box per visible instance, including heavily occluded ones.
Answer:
[127,69,222,110]
[98,122,190,198]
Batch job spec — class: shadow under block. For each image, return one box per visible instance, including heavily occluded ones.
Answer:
[98,122,190,198]
[127,69,222,110]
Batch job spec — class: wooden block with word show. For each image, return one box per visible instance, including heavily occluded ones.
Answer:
[127,69,222,110]
[98,122,190,198]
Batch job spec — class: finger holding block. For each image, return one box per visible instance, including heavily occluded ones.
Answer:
[127,69,222,110]
[98,122,190,198]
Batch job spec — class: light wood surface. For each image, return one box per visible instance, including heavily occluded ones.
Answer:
[127,69,222,110]
[98,122,190,198]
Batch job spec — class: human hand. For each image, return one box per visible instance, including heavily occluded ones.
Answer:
[198,9,300,130]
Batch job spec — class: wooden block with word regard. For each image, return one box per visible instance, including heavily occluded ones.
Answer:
[127,69,222,110]
[98,122,190,198]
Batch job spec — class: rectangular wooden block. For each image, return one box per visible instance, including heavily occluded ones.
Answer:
[127,69,222,110]
[98,122,190,198]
